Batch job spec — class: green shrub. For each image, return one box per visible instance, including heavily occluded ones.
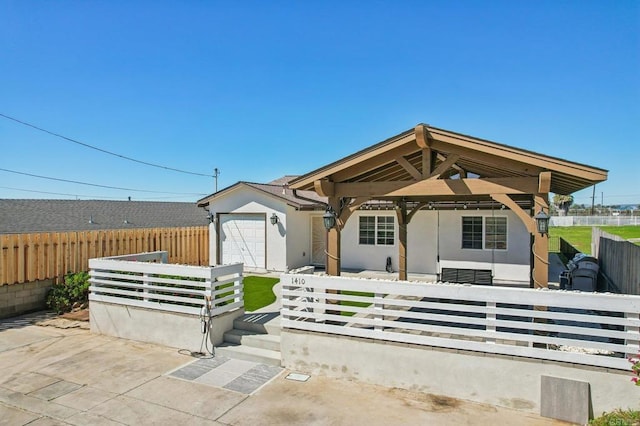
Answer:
[590,409,640,426]
[46,272,90,314]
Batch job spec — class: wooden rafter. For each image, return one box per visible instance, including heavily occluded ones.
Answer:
[437,152,466,177]
[395,155,422,181]
[334,176,540,198]
[428,154,460,180]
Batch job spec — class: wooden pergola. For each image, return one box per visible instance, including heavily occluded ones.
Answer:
[289,124,607,288]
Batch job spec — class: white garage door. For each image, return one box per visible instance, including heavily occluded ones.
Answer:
[220,214,266,268]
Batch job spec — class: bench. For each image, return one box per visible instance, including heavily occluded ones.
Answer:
[440,268,493,286]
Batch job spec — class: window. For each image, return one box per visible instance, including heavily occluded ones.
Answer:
[462,216,507,250]
[485,217,507,250]
[359,216,376,245]
[359,216,395,246]
[462,217,483,249]
[377,216,395,245]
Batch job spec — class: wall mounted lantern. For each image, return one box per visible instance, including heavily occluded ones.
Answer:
[323,208,336,230]
[534,210,550,235]
[270,213,279,225]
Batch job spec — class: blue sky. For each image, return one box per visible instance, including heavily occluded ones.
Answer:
[1,1,638,206]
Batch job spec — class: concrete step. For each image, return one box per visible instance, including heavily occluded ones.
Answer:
[224,329,281,352]
[234,312,281,336]
[215,343,281,366]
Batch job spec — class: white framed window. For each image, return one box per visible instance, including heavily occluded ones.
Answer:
[462,216,507,250]
[359,216,395,246]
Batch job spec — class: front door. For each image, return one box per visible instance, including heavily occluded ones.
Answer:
[310,216,326,266]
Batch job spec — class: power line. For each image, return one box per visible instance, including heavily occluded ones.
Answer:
[0,168,207,195]
[0,186,205,200]
[0,113,214,177]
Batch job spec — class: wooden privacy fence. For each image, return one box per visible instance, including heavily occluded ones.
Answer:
[592,227,640,295]
[559,237,580,261]
[0,226,209,286]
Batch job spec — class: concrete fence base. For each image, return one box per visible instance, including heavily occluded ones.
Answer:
[0,280,53,319]
[90,301,244,352]
[281,329,639,420]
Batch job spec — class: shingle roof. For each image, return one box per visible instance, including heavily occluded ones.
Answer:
[0,200,208,234]
[196,176,326,209]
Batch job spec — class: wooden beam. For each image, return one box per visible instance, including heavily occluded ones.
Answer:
[291,132,417,190]
[395,156,422,181]
[428,139,543,176]
[334,176,540,198]
[415,124,432,149]
[538,171,552,194]
[337,197,370,229]
[406,202,427,223]
[428,127,607,182]
[331,143,419,183]
[428,154,460,180]
[490,194,535,234]
[314,179,335,197]
[422,148,432,178]
[437,152,466,177]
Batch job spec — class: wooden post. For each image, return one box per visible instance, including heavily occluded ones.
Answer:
[396,201,408,281]
[533,194,549,289]
[326,197,341,276]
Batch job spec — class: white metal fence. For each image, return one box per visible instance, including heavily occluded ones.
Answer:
[89,251,243,316]
[281,274,640,370]
[551,216,640,226]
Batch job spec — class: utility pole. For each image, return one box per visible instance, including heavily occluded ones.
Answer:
[590,185,596,215]
[213,168,220,193]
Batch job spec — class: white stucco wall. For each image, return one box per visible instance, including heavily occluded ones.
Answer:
[340,209,531,283]
[207,186,533,281]
[285,207,314,270]
[437,209,530,283]
[341,210,400,272]
[206,186,290,271]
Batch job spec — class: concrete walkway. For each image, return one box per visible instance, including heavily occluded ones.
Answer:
[0,313,566,425]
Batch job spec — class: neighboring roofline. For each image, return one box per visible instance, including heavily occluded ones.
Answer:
[196,181,324,210]
[289,123,608,192]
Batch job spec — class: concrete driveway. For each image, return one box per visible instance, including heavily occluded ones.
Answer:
[0,313,566,425]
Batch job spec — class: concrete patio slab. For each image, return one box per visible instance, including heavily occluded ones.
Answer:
[0,312,567,425]
[1,372,59,394]
[0,402,39,425]
[127,376,246,421]
[89,395,220,425]
[51,386,117,411]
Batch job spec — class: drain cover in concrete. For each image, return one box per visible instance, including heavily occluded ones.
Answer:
[285,373,310,382]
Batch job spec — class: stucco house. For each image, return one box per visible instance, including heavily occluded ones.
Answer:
[197,124,607,286]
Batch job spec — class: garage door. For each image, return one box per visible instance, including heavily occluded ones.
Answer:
[220,214,266,268]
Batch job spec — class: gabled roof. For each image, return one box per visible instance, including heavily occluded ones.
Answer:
[289,124,608,195]
[196,176,326,210]
[0,200,208,234]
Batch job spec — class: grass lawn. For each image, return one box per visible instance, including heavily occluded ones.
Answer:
[243,276,279,312]
[550,225,640,255]
[340,291,374,316]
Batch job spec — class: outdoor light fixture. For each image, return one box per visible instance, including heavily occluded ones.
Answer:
[534,210,550,235]
[323,208,336,230]
[270,213,279,225]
